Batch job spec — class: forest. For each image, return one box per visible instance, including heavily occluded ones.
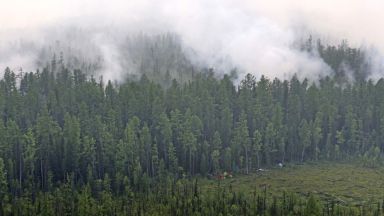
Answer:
[0,38,384,215]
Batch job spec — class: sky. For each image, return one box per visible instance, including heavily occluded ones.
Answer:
[1,0,384,81]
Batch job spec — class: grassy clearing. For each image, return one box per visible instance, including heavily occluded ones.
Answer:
[200,162,384,205]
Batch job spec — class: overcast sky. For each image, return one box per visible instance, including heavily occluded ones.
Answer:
[1,0,383,44]
[1,0,384,80]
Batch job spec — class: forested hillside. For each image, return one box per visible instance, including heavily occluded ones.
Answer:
[0,39,383,215]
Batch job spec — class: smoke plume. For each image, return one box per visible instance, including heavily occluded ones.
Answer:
[0,0,383,82]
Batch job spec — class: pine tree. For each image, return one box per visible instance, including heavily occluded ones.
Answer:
[232,112,250,174]
[63,113,81,179]
[211,131,222,173]
[151,141,159,177]
[140,123,152,175]
[264,122,275,166]
[22,128,36,192]
[0,158,8,213]
[167,142,178,174]
[35,107,62,190]
[299,119,311,162]
[252,130,262,169]
[312,112,323,161]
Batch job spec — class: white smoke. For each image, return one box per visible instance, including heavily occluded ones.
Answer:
[0,0,383,81]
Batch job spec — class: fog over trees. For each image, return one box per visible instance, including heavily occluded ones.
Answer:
[0,36,383,214]
[2,0,384,214]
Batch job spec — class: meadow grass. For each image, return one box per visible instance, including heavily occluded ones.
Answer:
[200,162,384,205]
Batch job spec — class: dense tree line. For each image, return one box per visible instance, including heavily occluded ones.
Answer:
[1,177,383,216]
[3,65,383,186]
[0,65,383,213]
[0,38,383,214]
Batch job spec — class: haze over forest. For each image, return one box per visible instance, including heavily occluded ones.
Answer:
[1,1,384,215]
[1,0,384,82]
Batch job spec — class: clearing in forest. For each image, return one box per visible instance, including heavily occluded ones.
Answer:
[200,162,384,205]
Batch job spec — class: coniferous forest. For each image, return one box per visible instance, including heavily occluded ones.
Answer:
[1,37,384,215]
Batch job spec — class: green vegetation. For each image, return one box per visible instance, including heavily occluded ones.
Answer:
[201,162,384,205]
[0,39,382,215]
